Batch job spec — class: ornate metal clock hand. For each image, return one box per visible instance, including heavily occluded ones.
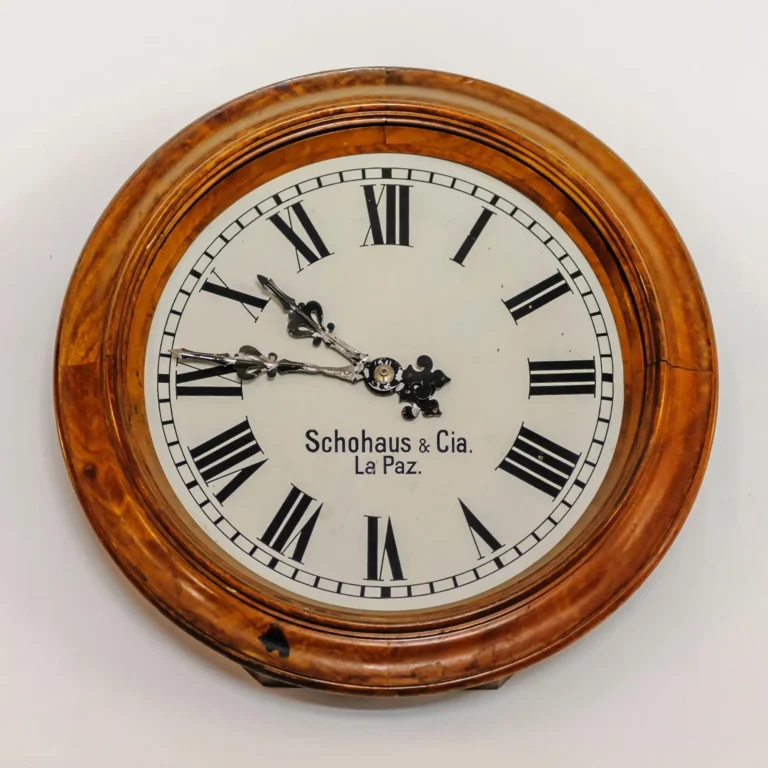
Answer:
[256,274,451,420]
[171,346,363,383]
[171,346,450,420]
[257,275,365,364]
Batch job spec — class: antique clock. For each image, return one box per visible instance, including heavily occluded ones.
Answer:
[55,68,717,695]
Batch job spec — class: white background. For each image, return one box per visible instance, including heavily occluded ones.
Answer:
[0,1,763,765]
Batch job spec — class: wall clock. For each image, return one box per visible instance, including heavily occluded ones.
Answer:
[55,68,717,695]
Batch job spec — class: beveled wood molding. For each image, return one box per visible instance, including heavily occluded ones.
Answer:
[55,68,717,695]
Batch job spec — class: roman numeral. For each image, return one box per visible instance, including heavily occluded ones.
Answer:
[171,364,242,397]
[503,272,572,322]
[189,419,266,503]
[260,485,321,564]
[452,208,495,265]
[268,201,331,267]
[192,269,268,323]
[365,516,405,581]
[362,182,411,246]
[459,500,503,558]
[498,425,580,498]
[528,359,596,396]
[202,279,268,311]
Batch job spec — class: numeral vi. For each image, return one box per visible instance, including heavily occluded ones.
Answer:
[365,516,405,582]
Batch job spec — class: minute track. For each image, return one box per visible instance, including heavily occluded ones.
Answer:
[154,408,616,601]
[156,164,612,418]
[155,406,616,602]
[149,156,620,609]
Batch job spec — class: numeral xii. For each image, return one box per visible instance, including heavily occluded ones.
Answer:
[362,173,411,246]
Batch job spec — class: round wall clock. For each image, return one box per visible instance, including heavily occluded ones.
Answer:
[55,68,717,695]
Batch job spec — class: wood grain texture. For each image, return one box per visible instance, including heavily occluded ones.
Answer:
[55,68,717,695]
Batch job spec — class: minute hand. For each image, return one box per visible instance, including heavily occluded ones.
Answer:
[171,346,363,383]
[257,274,366,364]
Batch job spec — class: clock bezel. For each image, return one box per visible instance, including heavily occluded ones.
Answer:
[55,67,717,694]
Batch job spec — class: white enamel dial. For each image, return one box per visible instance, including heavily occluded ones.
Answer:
[145,153,623,611]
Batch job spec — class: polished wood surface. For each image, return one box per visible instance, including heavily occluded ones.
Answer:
[55,67,717,694]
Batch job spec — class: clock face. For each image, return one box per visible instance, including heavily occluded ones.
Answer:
[145,153,623,611]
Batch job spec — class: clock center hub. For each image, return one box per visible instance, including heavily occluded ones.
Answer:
[374,363,395,384]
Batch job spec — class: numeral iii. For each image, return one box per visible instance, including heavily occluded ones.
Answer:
[528,359,596,396]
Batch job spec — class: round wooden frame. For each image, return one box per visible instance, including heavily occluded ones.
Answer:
[55,68,717,695]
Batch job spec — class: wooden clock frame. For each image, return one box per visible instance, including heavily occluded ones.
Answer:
[55,67,717,695]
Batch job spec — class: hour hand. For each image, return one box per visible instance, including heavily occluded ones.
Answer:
[171,346,363,383]
[257,275,366,364]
